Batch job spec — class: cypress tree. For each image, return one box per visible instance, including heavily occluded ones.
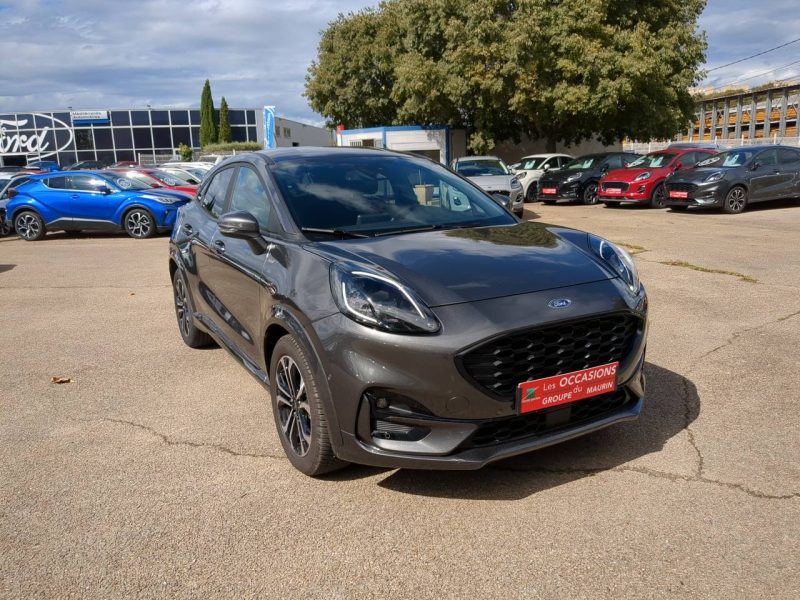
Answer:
[199,79,217,148]
[218,97,232,143]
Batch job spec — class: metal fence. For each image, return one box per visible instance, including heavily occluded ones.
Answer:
[137,152,180,165]
[624,136,800,154]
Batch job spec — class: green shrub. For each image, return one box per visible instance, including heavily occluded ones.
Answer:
[218,97,232,143]
[178,143,194,161]
[201,142,262,153]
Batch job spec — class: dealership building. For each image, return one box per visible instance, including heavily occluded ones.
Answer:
[0,107,332,167]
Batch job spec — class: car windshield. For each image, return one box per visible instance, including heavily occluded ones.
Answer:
[520,157,548,170]
[147,170,188,187]
[454,159,509,177]
[270,154,516,237]
[697,150,755,168]
[100,174,152,190]
[563,156,604,170]
[627,153,678,168]
[161,169,198,184]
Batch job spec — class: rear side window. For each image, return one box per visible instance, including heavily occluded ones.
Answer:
[758,149,778,166]
[70,175,107,191]
[229,167,272,231]
[201,168,234,218]
[680,152,698,166]
[778,148,800,164]
[605,155,624,169]
[43,176,68,189]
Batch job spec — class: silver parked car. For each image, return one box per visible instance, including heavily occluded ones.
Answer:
[450,156,523,216]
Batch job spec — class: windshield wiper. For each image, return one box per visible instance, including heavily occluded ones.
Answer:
[300,227,369,239]
[375,224,444,237]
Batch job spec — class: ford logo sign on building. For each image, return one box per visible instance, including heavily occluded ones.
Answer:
[0,114,73,158]
[548,299,572,309]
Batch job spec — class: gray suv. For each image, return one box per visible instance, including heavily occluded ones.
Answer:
[450,156,524,215]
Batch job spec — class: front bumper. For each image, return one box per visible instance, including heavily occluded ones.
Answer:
[537,181,580,201]
[663,181,726,207]
[599,182,651,203]
[312,279,648,469]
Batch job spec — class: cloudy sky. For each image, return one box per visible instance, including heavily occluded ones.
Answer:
[0,0,798,123]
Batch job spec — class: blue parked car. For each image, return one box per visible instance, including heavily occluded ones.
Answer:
[26,160,61,172]
[5,171,192,240]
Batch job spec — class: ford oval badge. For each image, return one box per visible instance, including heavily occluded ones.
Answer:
[548,299,572,309]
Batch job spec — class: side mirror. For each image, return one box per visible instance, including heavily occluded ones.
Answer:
[95,185,112,194]
[150,182,163,188]
[542,164,550,171]
[751,162,760,171]
[601,164,610,173]
[218,211,268,254]
[674,162,683,170]
[491,193,512,211]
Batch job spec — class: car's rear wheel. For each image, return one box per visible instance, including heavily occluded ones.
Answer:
[0,219,13,237]
[525,183,537,203]
[648,183,667,208]
[124,208,156,238]
[581,182,599,205]
[723,186,747,214]
[14,211,46,241]
[172,269,214,348]
[270,335,347,476]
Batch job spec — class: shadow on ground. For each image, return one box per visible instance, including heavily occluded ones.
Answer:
[357,363,698,500]
[0,264,15,274]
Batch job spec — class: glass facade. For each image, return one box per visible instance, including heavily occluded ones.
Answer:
[0,108,260,167]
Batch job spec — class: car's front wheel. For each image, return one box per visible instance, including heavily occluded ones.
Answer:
[525,184,537,203]
[0,219,13,237]
[723,186,748,214]
[581,182,599,205]
[270,335,347,476]
[124,208,156,238]
[649,183,667,208]
[15,211,46,241]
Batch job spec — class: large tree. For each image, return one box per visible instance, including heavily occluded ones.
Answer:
[199,79,217,148]
[305,0,707,152]
[218,96,232,143]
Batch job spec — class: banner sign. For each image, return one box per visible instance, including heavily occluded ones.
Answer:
[70,110,109,124]
[0,113,73,158]
[264,106,276,150]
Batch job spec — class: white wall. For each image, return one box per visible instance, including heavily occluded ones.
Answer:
[274,117,332,148]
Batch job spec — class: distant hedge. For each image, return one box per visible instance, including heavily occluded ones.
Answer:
[201,142,262,153]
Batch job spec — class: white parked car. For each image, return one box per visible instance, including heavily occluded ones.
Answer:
[513,154,573,202]
[161,161,213,172]
[450,156,524,216]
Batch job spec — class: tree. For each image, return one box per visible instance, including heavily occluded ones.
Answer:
[305,0,707,152]
[199,79,217,148]
[218,97,232,143]
[178,142,194,161]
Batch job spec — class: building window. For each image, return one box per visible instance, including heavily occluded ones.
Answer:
[275,125,280,138]
[283,127,291,138]
[170,110,189,125]
[110,111,130,126]
[75,129,94,151]
[130,111,150,126]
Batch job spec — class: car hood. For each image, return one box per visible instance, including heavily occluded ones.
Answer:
[464,174,514,191]
[603,167,668,182]
[541,169,592,183]
[307,221,613,307]
[667,167,734,183]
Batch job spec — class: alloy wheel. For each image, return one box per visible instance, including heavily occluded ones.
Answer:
[652,185,666,207]
[174,277,191,338]
[16,214,40,240]
[726,188,746,213]
[275,355,312,457]
[126,211,152,237]
[584,182,599,204]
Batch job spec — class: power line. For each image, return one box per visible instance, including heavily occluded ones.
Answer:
[706,36,800,73]
[712,58,800,90]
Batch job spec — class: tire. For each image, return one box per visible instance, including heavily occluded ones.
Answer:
[124,208,156,238]
[581,181,599,205]
[14,210,46,241]
[0,219,12,237]
[172,269,214,348]
[270,335,348,476]
[722,186,747,214]
[648,183,667,208]
[525,183,537,203]
[669,205,688,212]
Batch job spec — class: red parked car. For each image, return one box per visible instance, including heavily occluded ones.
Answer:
[109,168,198,196]
[598,147,717,208]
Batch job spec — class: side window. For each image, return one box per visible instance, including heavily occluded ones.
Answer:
[557,157,568,167]
[44,176,68,190]
[229,167,272,231]
[70,175,107,191]
[605,156,623,170]
[679,153,697,167]
[201,168,235,218]
[758,149,778,166]
[778,149,800,165]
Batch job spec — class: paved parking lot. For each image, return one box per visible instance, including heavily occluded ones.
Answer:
[2,201,799,599]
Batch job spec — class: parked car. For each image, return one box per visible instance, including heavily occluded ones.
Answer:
[64,160,107,170]
[26,160,60,172]
[537,152,640,205]
[5,171,192,240]
[598,147,717,208]
[170,147,648,476]
[450,156,523,215]
[109,168,198,196]
[0,174,38,236]
[513,154,573,203]
[108,160,139,168]
[0,165,34,173]
[160,161,214,172]
[156,167,202,185]
[664,145,800,214]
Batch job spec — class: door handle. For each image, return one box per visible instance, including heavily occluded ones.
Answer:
[213,240,226,253]
[70,194,79,200]
[773,169,781,173]
[181,223,194,235]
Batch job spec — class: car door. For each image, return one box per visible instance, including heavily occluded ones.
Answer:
[184,166,237,337]
[67,174,123,226]
[777,148,800,198]
[748,149,781,201]
[205,165,276,365]
[34,175,74,227]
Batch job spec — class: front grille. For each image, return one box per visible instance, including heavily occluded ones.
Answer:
[467,389,633,447]
[459,313,640,401]
[602,182,629,192]
[539,180,559,189]
[665,183,698,193]
[492,190,510,197]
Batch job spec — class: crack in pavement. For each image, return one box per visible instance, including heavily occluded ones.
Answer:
[76,417,286,461]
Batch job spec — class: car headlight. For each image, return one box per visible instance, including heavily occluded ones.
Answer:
[633,171,652,182]
[588,235,640,293]
[330,264,441,334]
[705,171,723,183]
[510,178,521,189]
[516,171,527,179]
[565,173,581,183]
[141,193,179,204]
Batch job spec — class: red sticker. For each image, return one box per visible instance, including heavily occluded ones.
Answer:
[518,362,619,414]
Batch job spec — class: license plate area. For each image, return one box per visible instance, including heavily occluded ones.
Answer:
[669,191,689,199]
[518,362,619,414]
[541,188,557,194]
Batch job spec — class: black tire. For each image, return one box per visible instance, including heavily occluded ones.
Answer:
[669,205,688,212]
[525,183,537,203]
[648,183,667,208]
[14,210,46,241]
[172,269,214,348]
[270,335,348,476]
[581,181,599,205]
[123,208,156,238]
[722,186,747,214]
[542,200,556,205]
[0,219,12,237]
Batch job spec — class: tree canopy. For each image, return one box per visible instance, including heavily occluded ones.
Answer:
[199,79,217,148]
[305,0,707,152]
[218,96,232,144]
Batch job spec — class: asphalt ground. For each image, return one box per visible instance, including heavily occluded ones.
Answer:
[1,199,799,599]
